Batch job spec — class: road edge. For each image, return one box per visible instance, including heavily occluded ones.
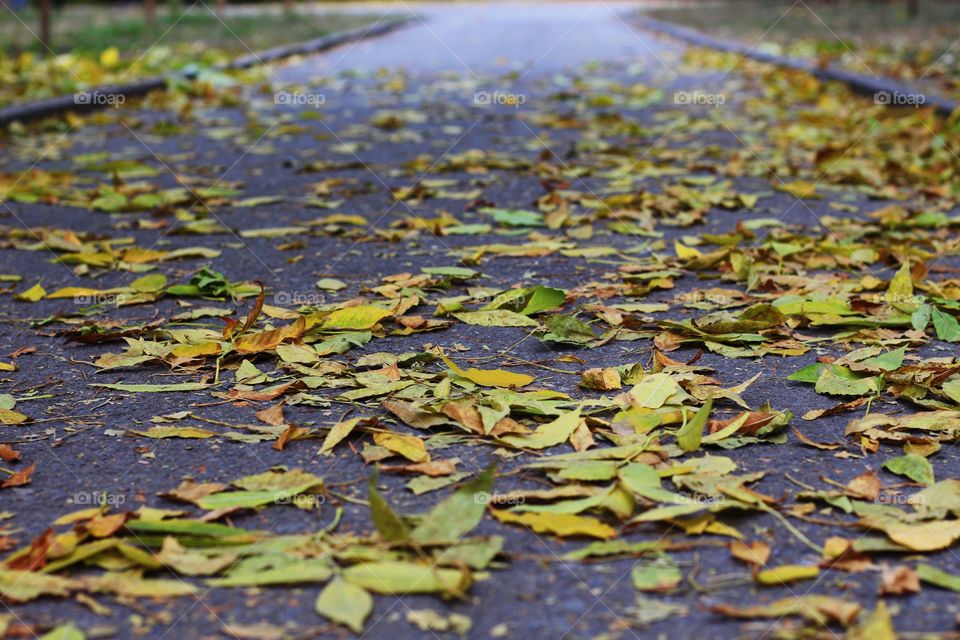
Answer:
[0,16,411,128]
[637,16,957,117]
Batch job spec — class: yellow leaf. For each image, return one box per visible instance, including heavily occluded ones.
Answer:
[121,248,168,264]
[440,355,533,388]
[320,417,363,456]
[491,509,616,539]
[45,287,107,300]
[0,408,28,425]
[756,565,820,585]
[674,240,702,260]
[0,361,16,372]
[776,181,821,199]
[373,432,430,463]
[884,520,960,551]
[99,47,120,68]
[170,342,222,359]
[323,305,392,330]
[15,283,46,302]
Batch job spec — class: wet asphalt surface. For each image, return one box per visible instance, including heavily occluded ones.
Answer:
[1,2,959,639]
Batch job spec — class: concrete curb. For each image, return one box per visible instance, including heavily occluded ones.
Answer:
[0,16,411,128]
[637,16,957,117]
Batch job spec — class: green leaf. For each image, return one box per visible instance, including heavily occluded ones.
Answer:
[453,310,538,327]
[127,519,261,539]
[499,408,582,450]
[343,561,469,595]
[630,374,681,409]
[411,466,494,543]
[942,379,960,405]
[315,577,372,633]
[479,207,543,227]
[917,563,960,592]
[39,624,85,640]
[539,314,596,345]
[631,559,682,592]
[883,454,934,485]
[520,286,566,315]
[676,397,712,452]
[369,471,409,542]
[196,482,320,510]
[787,362,828,383]
[932,307,960,342]
[421,266,478,279]
[859,346,906,371]
[814,368,882,397]
[208,556,333,587]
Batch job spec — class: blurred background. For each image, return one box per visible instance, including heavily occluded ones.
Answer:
[0,0,955,108]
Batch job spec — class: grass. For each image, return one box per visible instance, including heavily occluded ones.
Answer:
[645,0,958,48]
[2,3,378,57]
[643,0,960,96]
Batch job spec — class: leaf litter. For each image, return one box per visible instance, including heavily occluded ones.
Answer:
[3,28,960,639]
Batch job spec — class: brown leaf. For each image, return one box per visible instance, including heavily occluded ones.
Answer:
[254,402,286,426]
[879,565,920,595]
[273,425,308,451]
[0,444,20,462]
[441,400,483,434]
[1,463,35,489]
[847,471,881,501]
[6,527,53,570]
[162,479,228,504]
[730,540,770,567]
[84,513,127,538]
[570,421,595,452]
[381,459,460,477]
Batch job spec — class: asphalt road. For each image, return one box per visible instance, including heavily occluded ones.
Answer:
[0,3,957,639]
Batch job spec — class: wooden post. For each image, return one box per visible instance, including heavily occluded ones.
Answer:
[284,0,293,13]
[39,0,52,52]
[216,0,226,19]
[145,0,156,25]
[907,0,919,18]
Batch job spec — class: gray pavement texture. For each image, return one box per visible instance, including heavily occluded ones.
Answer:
[0,2,958,639]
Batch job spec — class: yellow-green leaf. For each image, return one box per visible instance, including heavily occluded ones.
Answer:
[315,577,372,633]
[491,509,616,539]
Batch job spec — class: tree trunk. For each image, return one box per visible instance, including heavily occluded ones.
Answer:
[907,0,919,18]
[284,0,294,13]
[145,0,156,25]
[39,0,51,52]
[216,0,226,19]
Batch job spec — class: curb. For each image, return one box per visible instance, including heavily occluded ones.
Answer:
[637,16,957,117]
[0,16,411,127]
